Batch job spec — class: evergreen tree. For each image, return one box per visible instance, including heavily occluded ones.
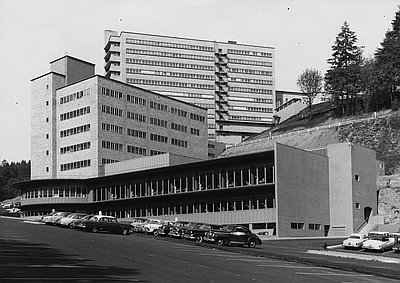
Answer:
[325,22,363,116]
[374,7,400,110]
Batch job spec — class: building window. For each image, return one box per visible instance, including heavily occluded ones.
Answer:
[46,117,49,123]
[46,100,49,106]
[290,222,305,229]
[46,150,49,156]
[309,223,321,230]
[46,167,49,172]
[46,85,49,90]
[355,174,360,181]
[46,134,49,139]
[356,203,361,209]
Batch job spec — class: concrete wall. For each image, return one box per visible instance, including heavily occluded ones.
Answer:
[31,73,65,179]
[275,143,330,237]
[50,56,94,85]
[327,143,378,236]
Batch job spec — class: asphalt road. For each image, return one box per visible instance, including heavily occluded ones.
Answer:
[0,217,399,282]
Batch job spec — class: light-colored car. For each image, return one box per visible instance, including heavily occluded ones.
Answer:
[44,211,72,225]
[58,213,88,228]
[142,219,169,235]
[362,231,394,252]
[130,217,148,233]
[342,233,367,249]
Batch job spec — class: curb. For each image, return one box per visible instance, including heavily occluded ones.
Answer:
[307,249,400,264]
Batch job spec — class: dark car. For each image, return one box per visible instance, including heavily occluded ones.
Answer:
[169,221,202,238]
[204,225,262,248]
[81,215,131,235]
[70,214,94,229]
[183,223,223,243]
[155,221,188,237]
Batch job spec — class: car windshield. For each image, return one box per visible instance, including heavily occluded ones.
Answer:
[349,235,361,239]
[369,234,388,240]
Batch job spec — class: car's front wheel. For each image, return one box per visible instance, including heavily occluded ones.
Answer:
[247,239,257,248]
[217,239,225,246]
[195,235,203,243]
[92,227,98,233]
[121,228,129,235]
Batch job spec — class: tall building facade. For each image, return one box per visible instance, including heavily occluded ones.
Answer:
[31,56,208,180]
[104,31,275,144]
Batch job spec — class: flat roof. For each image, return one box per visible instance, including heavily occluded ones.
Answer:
[108,30,275,50]
[49,55,95,66]
[31,71,65,82]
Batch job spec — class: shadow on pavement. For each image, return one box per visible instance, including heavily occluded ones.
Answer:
[0,237,145,282]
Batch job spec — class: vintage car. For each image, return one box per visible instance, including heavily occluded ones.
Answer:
[130,218,148,233]
[204,225,262,248]
[342,233,367,249]
[72,214,94,229]
[169,222,203,238]
[58,213,88,228]
[142,219,169,235]
[362,231,394,252]
[183,223,223,243]
[390,232,400,253]
[43,211,72,225]
[82,215,131,235]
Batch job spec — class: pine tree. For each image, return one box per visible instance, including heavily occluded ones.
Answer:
[325,22,363,116]
[374,7,400,110]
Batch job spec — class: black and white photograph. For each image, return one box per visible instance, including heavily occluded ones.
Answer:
[1,0,400,282]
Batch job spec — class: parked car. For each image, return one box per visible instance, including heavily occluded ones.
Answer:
[362,231,394,252]
[389,232,400,253]
[40,211,58,222]
[74,214,95,229]
[204,225,262,248]
[58,213,88,228]
[142,219,169,235]
[342,233,367,249]
[183,223,223,243]
[44,211,72,225]
[169,221,198,238]
[81,215,131,235]
[130,218,148,233]
[154,223,175,237]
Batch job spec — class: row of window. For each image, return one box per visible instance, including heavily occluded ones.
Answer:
[126,78,214,90]
[127,128,147,139]
[291,222,322,230]
[102,140,123,151]
[126,48,214,62]
[228,77,273,85]
[229,106,273,113]
[102,123,123,134]
[127,145,147,156]
[60,88,90,105]
[149,101,168,112]
[60,159,91,171]
[150,133,168,143]
[126,38,214,52]
[190,112,206,122]
[228,68,273,76]
[101,87,123,100]
[60,142,90,155]
[227,49,272,58]
[149,117,168,128]
[171,138,188,148]
[60,106,90,121]
[126,58,214,71]
[92,164,273,199]
[229,58,273,67]
[228,87,273,94]
[191,128,200,136]
[229,97,273,104]
[22,187,88,199]
[102,158,118,165]
[193,103,214,109]
[126,94,147,106]
[171,122,187,133]
[126,68,214,81]
[60,124,90,138]
[127,111,147,122]
[101,105,123,117]
[229,115,274,122]
[161,91,214,100]
[170,107,187,117]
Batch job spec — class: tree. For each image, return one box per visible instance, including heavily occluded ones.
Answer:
[374,6,400,110]
[0,160,30,201]
[297,68,324,119]
[325,22,363,116]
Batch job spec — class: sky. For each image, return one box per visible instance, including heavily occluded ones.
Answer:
[0,0,398,163]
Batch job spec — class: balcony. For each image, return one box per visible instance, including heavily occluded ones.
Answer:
[104,51,121,62]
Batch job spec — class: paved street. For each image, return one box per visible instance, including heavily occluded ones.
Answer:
[0,217,399,282]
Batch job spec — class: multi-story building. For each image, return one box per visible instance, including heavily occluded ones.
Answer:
[104,30,275,145]
[31,55,208,180]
